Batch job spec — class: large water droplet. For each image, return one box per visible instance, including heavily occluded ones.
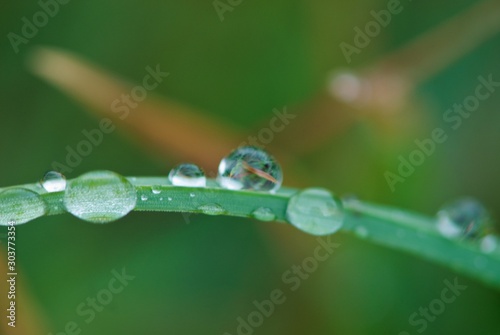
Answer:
[437,198,491,239]
[286,188,344,236]
[197,203,225,216]
[40,171,67,192]
[151,186,161,194]
[64,171,137,223]
[168,163,206,187]
[0,188,47,225]
[480,235,498,254]
[217,146,283,192]
[252,207,276,222]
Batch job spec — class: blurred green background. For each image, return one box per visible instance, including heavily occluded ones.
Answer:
[1,0,500,334]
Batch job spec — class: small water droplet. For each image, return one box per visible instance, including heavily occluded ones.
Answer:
[141,195,148,201]
[0,188,47,225]
[480,235,498,254]
[252,207,276,222]
[168,163,206,187]
[40,171,66,192]
[64,171,137,223]
[217,146,283,192]
[437,198,491,239]
[354,226,369,238]
[197,203,225,215]
[159,197,163,201]
[168,197,173,201]
[286,188,344,236]
[190,193,195,198]
[151,186,161,194]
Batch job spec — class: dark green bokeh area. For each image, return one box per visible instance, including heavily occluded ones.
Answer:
[1,0,500,334]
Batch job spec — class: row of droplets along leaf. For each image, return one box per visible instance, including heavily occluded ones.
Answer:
[0,146,497,251]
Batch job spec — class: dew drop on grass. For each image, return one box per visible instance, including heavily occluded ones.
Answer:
[197,203,225,215]
[252,207,276,222]
[168,163,206,187]
[141,195,148,201]
[437,198,491,239]
[151,186,161,194]
[217,146,283,192]
[41,171,66,192]
[167,197,172,201]
[286,188,344,236]
[480,235,498,254]
[64,171,137,224]
[0,188,47,225]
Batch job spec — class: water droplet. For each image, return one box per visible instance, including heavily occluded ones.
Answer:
[190,193,195,198]
[437,198,491,239]
[354,226,369,238]
[40,171,66,192]
[286,188,344,236]
[252,207,276,222]
[217,146,283,192]
[167,197,173,201]
[480,235,498,254]
[64,171,137,224]
[197,203,225,215]
[168,163,206,187]
[159,197,163,201]
[151,186,161,194]
[141,195,148,201]
[0,188,47,225]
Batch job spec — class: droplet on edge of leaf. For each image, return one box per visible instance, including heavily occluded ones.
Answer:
[0,188,47,225]
[217,146,283,192]
[286,188,344,236]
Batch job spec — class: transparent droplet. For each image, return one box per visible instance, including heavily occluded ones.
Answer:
[168,163,206,187]
[480,235,498,254]
[437,198,491,239]
[252,207,276,222]
[286,188,344,236]
[40,171,66,192]
[167,197,173,201]
[217,146,283,192]
[0,188,47,225]
[151,186,161,194]
[190,193,195,198]
[141,195,148,201]
[64,171,137,224]
[197,203,225,216]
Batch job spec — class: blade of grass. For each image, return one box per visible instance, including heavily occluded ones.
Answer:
[1,175,499,289]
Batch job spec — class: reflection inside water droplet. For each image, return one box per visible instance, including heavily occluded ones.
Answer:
[437,198,491,239]
[217,146,283,192]
[41,171,66,192]
[168,163,206,187]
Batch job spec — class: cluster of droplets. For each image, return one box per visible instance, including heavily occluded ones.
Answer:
[437,197,498,254]
[167,146,283,193]
[2,148,499,245]
[0,146,344,236]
